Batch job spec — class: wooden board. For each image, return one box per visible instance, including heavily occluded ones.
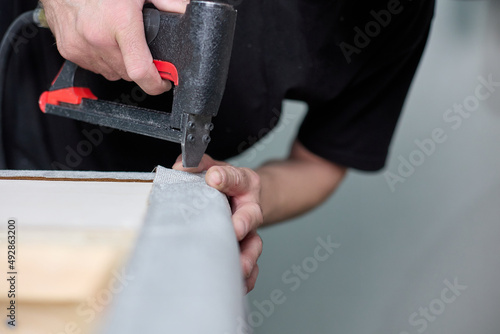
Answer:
[0,176,152,333]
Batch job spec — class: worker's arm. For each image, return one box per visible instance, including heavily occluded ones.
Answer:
[257,140,347,224]
[173,140,347,292]
[40,0,187,95]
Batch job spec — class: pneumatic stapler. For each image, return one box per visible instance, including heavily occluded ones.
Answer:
[39,1,237,167]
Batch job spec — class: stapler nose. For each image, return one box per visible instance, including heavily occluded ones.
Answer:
[182,151,204,169]
[181,114,214,168]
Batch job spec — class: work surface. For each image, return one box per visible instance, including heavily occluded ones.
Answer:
[0,168,246,334]
[0,170,153,333]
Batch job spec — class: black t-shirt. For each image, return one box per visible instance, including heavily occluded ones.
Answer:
[0,0,434,171]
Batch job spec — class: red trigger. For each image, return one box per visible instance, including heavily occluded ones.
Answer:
[153,60,179,86]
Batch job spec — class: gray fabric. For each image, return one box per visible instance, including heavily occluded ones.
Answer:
[0,169,155,181]
[103,166,247,334]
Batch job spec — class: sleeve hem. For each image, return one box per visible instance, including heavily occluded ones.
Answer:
[297,136,388,172]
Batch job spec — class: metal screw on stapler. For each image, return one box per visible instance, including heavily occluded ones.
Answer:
[37,1,237,168]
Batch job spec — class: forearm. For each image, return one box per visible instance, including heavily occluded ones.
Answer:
[257,141,347,225]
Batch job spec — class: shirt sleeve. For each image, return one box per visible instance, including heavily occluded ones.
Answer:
[297,1,434,171]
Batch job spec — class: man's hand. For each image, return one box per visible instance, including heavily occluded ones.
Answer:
[172,141,347,293]
[173,155,264,294]
[41,0,188,95]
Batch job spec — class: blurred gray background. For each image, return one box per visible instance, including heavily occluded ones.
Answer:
[229,1,500,333]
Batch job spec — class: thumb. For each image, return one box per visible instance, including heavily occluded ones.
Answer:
[206,166,258,197]
[147,0,189,13]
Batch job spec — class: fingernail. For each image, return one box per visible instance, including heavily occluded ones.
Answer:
[209,170,222,186]
[244,259,253,278]
[236,220,247,241]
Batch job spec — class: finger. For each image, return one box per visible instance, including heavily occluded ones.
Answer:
[172,154,228,173]
[99,48,132,81]
[81,59,121,81]
[75,14,131,81]
[232,202,263,240]
[115,10,171,95]
[99,67,122,81]
[72,47,122,81]
[206,166,260,197]
[245,264,259,294]
[240,231,263,278]
[54,36,119,80]
[148,0,190,13]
